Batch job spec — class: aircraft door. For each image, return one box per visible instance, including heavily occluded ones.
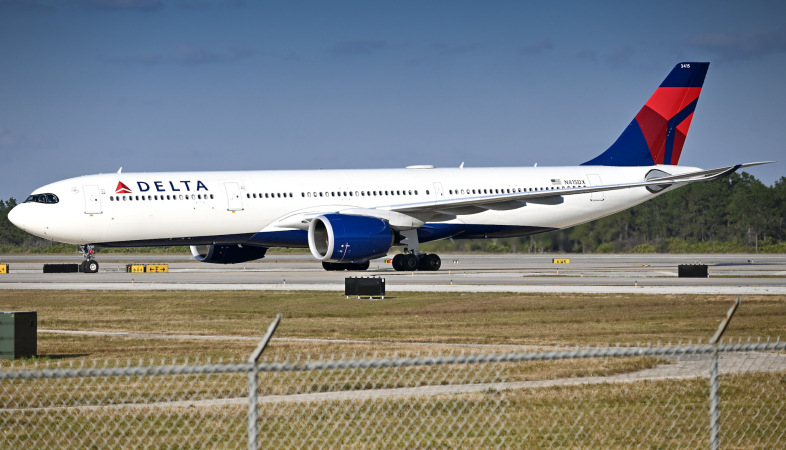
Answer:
[433,182,444,201]
[83,185,102,214]
[586,174,604,201]
[224,182,244,211]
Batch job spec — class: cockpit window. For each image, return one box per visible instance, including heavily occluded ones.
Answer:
[24,193,59,204]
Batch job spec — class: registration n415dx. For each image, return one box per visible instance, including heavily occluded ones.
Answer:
[9,62,770,273]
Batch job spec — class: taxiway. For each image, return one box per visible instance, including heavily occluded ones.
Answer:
[0,253,784,294]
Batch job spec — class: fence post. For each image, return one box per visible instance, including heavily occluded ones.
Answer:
[708,297,740,450]
[248,313,282,450]
[709,346,720,450]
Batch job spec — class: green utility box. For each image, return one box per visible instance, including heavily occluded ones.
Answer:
[0,311,37,359]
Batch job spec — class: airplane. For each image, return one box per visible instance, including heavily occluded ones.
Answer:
[8,62,771,273]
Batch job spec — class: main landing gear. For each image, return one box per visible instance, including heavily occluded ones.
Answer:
[391,229,441,271]
[392,252,441,271]
[79,244,99,274]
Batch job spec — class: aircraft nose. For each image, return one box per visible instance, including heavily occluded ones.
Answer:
[7,203,41,236]
[7,205,27,231]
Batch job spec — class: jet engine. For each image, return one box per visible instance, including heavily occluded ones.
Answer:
[190,244,268,264]
[308,214,393,263]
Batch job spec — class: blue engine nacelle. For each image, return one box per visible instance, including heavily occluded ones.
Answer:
[190,244,268,264]
[308,214,393,263]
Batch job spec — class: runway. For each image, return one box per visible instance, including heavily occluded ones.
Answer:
[1,253,784,294]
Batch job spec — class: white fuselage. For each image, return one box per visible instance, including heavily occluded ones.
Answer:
[9,164,697,248]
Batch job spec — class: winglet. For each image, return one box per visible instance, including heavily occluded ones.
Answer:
[583,62,710,166]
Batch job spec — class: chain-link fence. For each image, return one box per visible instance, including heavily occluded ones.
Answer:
[1,339,784,448]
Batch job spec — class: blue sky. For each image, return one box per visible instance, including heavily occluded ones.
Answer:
[1,0,784,200]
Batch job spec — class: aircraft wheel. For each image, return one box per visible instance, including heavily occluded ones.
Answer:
[392,254,404,271]
[83,260,99,273]
[419,254,441,271]
[322,262,339,271]
[401,254,419,271]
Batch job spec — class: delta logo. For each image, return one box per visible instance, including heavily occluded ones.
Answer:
[115,180,209,194]
[116,182,132,194]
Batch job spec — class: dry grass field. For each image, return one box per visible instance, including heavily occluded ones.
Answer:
[1,290,783,363]
[2,290,784,447]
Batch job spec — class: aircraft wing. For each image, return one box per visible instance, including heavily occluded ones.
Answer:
[265,162,773,231]
[385,161,774,216]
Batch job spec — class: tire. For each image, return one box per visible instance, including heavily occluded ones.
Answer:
[392,254,404,271]
[86,260,99,273]
[401,254,419,271]
[419,254,441,271]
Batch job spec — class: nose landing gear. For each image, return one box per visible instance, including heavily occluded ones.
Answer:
[79,245,100,274]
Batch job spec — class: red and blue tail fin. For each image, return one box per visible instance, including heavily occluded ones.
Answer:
[583,62,709,166]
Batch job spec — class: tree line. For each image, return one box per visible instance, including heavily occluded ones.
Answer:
[1,172,784,254]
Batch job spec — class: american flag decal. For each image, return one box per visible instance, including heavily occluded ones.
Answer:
[551,179,562,185]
